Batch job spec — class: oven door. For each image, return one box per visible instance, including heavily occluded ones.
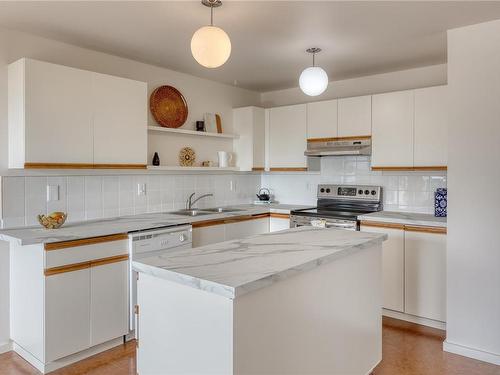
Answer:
[290,214,358,231]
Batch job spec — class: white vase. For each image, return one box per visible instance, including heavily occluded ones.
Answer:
[217,151,232,168]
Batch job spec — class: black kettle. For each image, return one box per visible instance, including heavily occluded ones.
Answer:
[256,188,271,201]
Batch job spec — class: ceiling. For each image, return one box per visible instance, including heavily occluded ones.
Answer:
[1,1,500,92]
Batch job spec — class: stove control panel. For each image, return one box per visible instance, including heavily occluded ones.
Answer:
[317,184,381,201]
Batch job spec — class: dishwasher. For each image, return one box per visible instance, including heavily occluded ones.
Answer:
[128,224,192,331]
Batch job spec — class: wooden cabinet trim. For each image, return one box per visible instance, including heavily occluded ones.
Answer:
[44,233,129,251]
[307,135,371,143]
[252,167,265,171]
[25,163,147,170]
[361,221,447,234]
[44,254,129,276]
[371,166,447,172]
[25,163,95,169]
[270,213,290,219]
[404,225,447,234]
[93,164,147,170]
[44,261,90,276]
[192,219,227,229]
[193,213,271,228]
[360,221,405,230]
[269,167,308,172]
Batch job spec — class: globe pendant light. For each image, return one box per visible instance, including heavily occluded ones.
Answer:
[191,0,231,69]
[299,48,328,96]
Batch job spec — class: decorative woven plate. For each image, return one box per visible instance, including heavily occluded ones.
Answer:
[150,86,188,128]
[179,147,196,167]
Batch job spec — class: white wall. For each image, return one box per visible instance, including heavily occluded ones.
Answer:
[0,27,261,172]
[444,20,500,365]
[260,64,447,107]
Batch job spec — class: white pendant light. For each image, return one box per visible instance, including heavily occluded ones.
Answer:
[191,0,231,69]
[299,48,328,96]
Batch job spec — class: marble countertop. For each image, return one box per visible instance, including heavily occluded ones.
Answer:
[133,226,387,299]
[0,204,312,246]
[358,211,447,227]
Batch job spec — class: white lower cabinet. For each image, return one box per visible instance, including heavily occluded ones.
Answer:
[361,225,404,312]
[361,222,446,325]
[90,260,129,346]
[269,216,290,232]
[193,215,271,247]
[45,269,91,362]
[10,236,129,372]
[404,230,446,322]
[192,224,226,248]
[225,217,269,241]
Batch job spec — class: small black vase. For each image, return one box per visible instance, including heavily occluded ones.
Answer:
[152,152,160,166]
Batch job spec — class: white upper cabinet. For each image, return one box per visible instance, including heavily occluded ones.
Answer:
[371,90,415,168]
[233,106,266,171]
[92,72,147,166]
[306,99,338,139]
[414,86,448,167]
[338,95,372,137]
[8,58,147,168]
[9,58,94,167]
[269,104,307,169]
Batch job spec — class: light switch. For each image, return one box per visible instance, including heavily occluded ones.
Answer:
[230,180,236,192]
[137,183,146,196]
[47,185,60,202]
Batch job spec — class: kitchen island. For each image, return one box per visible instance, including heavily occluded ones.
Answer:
[133,227,387,375]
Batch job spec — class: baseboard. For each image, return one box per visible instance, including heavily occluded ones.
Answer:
[14,337,124,374]
[0,340,12,354]
[444,340,500,366]
[383,309,446,330]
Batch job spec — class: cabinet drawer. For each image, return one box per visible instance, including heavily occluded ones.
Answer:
[44,234,128,268]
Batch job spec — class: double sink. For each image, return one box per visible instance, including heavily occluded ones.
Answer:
[170,207,246,217]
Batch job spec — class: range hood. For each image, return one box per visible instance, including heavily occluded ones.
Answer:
[304,138,371,157]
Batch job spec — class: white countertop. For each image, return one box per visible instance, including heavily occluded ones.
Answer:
[132,226,387,299]
[0,204,311,246]
[358,211,447,227]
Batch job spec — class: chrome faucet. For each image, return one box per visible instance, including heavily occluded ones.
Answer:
[186,193,214,210]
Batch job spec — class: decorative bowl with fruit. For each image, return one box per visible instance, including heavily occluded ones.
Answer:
[38,212,67,229]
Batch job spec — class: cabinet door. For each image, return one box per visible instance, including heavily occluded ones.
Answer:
[269,217,290,232]
[361,225,404,312]
[338,95,372,137]
[193,224,226,247]
[269,104,307,169]
[90,260,129,346]
[404,230,446,322]
[92,72,147,165]
[45,269,91,362]
[252,108,266,170]
[372,90,414,167]
[414,86,448,167]
[25,59,94,164]
[233,107,265,171]
[225,217,270,241]
[306,99,338,139]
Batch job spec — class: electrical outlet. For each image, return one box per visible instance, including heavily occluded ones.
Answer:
[230,180,237,192]
[46,185,59,202]
[137,183,146,196]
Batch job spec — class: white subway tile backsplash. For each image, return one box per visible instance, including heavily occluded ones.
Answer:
[263,156,447,213]
[67,176,85,222]
[1,173,260,229]
[1,177,25,228]
[25,177,47,226]
[85,176,103,220]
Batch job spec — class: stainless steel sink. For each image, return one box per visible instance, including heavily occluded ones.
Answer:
[170,209,212,217]
[203,207,246,213]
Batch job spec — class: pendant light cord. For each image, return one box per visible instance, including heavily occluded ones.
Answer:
[210,5,214,26]
[312,52,316,67]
